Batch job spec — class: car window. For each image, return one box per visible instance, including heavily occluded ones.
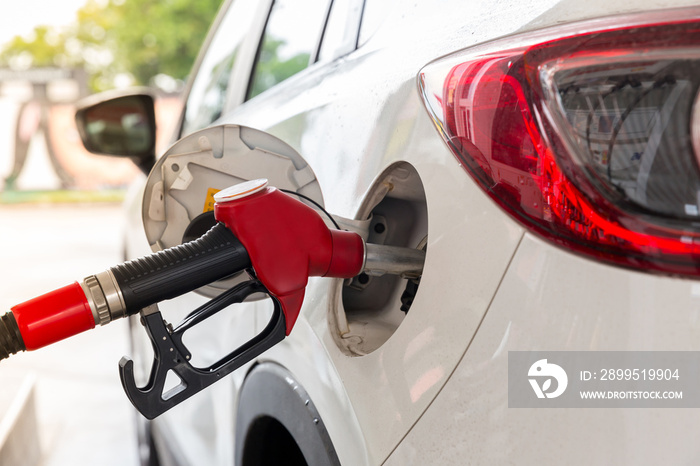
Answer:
[182,0,257,135]
[247,0,331,100]
[317,0,364,62]
[358,0,396,46]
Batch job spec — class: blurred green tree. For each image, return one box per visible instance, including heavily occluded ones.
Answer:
[0,0,223,92]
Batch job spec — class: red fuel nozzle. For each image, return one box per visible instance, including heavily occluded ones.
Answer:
[0,179,423,418]
[213,180,365,334]
[0,179,367,361]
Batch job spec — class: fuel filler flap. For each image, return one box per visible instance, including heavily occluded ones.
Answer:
[142,124,322,298]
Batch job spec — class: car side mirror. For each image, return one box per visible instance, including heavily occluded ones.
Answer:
[75,91,157,174]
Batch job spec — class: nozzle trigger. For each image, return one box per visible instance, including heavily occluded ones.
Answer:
[119,280,285,419]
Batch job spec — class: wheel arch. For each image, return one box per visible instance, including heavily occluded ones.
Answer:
[235,362,341,466]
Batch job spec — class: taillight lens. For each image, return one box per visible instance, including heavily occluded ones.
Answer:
[419,11,700,277]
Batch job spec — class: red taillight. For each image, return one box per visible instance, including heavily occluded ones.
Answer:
[420,12,700,276]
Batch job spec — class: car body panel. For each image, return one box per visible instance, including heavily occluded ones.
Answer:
[385,232,700,464]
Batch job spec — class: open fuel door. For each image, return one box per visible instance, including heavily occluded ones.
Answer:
[142,124,323,298]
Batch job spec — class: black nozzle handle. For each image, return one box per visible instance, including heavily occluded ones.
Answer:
[110,222,251,316]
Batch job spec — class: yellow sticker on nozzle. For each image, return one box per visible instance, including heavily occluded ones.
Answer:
[203,188,221,213]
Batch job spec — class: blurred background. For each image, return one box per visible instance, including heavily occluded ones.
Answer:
[0,1,222,464]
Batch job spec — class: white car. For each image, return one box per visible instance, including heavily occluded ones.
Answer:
[75,0,700,465]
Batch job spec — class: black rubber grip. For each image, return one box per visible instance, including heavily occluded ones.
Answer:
[111,223,251,315]
[0,311,25,361]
